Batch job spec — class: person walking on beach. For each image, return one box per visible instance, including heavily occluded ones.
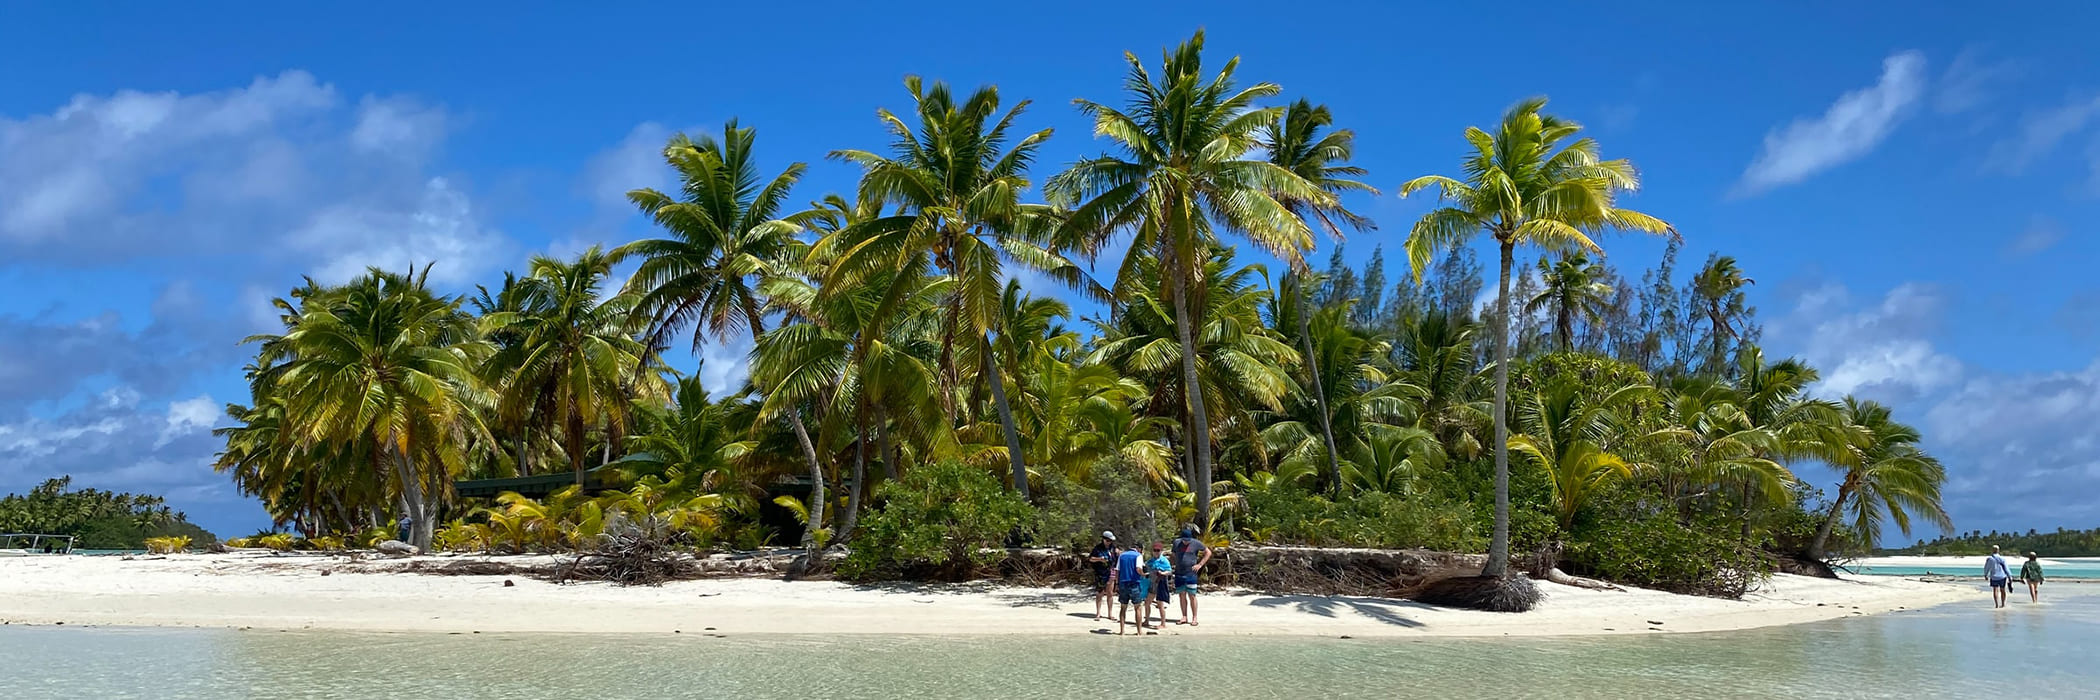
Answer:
[1985,545,2012,608]
[1114,541,1147,635]
[1089,532,1117,620]
[1147,541,1174,626]
[1171,525,1212,626]
[2021,552,2045,604]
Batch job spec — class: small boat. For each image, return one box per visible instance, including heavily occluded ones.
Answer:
[0,533,76,555]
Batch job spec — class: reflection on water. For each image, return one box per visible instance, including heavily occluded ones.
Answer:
[2,594,2092,699]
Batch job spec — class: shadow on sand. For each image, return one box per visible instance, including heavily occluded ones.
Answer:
[1248,594,1434,628]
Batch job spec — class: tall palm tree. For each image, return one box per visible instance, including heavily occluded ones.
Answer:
[481,247,661,485]
[825,78,1093,501]
[259,267,488,550]
[1262,99,1378,494]
[1400,97,1673,581]
[1050,30,1328,530]
[1809,398,1951,559]
[1692,255,1755,372]
[613,121,832,550]
[1527,252,1614,352]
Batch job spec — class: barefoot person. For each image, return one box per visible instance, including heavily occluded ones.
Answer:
[1171,525,1212,626]
[1114,541,1146,635]
[2021,552,2045,604]
[1147,541,1174,627]
[1984,545,2012,609]
[1088,532,1117,620]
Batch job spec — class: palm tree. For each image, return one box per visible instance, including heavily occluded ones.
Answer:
[1050,30,1328,531]
[1809,398,1951,559]
[1262,99,1378,495]
[259,267,488,550]
[1508,379,1649,531]
[825,78,1093,501]
[1527,253,1614,352]
[481,247,661,485]
[613,121,834,551]
[1692,255,1754,372]
[1399,97,1673,583]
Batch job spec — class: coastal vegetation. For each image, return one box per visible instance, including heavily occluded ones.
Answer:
[208,31,1951,603]
[0,477,215,550]
[1889,527,2100,557]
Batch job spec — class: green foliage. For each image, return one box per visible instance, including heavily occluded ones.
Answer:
[1242,488,1482,552]
[1891,527,2100,557]
[1566,513,1769,597]
[1036,460,1170,552]
[0,477,216,550]
[838,461,1034,581]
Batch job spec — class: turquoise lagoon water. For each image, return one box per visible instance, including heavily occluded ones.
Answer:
[1853,557,2100,579]
[2,593,2093,699]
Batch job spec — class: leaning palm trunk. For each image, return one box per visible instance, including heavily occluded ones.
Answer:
[1296,273,1343,496]
[837,409,870,542]
[1168,265,1213,532]
[1485,241,1515,578]
[1808,478,1857,560]
[984,346,1030,500]
[745,305,828,554]
[387,441,434,551]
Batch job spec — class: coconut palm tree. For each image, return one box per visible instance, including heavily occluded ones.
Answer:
[1262,100,1378,495]
[481,247,661,485]
[825,78,1096,501]
[1527,253,1614,352]
[258,267,489,550]
[614,121,834,551]
[1050,30,1329,530]
[1692,255,1755,372]
[1399,97,1673,585]
[1809,398,1951,559]
[1508,378,1650,531]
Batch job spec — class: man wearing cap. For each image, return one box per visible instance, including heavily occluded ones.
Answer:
[1172,525,1213,626]
[1088,531,1117,620]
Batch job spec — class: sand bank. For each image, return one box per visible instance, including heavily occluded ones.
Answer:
[0,552,1978,637]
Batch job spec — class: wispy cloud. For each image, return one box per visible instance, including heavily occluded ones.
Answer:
[2005,217,2063,257]
[1737,51,1927,194]
[1934,48,2022,115]
[1986,93,2100,174]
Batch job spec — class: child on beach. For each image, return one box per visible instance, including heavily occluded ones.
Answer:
[1148,542,1174,627]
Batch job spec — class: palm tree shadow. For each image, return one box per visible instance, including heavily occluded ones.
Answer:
[1248,594,1433,628]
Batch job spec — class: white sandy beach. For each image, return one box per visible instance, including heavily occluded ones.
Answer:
[0,552,1983,638]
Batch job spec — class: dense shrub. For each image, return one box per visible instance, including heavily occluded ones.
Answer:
[1036,459,1170,552]
[1242,488,1483,552]
[838,461,1034,581]
[1565,513,1770,598]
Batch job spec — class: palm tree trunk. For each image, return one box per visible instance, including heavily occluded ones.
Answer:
[1558,297,1573,352]
[838,409,869,542]
[879,419,899,482]
[1296,273,1343,496]
[1167,264,1213,533]
[1809,478,1857,560]
[514,437,531,477]
[564,407,587,487]
[1710,303,1726,371]
[983,342,1031,500]
[1484,240,1515,579]
[744,305,827,553]
[388,440,432,551]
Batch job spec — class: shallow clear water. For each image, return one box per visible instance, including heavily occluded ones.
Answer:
[1855,557,2100,579]
[3,593,2092,699]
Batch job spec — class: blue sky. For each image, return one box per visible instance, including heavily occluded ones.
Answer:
[3,3,2097,540]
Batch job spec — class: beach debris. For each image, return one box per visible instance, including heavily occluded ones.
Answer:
[1339,635,1354,639]
[503,579,514,587]
[377,540,419,557]
[320,570,331,576]
[1410,574,1543,613]
[1647,620,1663,625]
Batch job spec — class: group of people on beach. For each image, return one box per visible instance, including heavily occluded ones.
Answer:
[1983,545,2045,608]
[1087,526,1211,635]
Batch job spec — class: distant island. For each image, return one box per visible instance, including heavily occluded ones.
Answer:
[0,477,216,550]
[1883,528,2100,557]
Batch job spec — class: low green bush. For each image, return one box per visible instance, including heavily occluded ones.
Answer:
[837,461,1034,581]
[1565,513,1769,598]
[1242,488,1483,552]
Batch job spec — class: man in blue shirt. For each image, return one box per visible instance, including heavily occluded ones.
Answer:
[1115,544,1146,635]
[1984,545,2012,609]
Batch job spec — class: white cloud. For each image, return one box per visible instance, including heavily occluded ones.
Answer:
[697,334,756,400]
[1986,94,2100,174]
[157,395,219,448]
[2005,217,2063,257]
[580,122,672,216]
[1738,51,1926,194]
[1934,48,2021,115]
[0,71,507,284]
[1921,360,2100,529]
[1776,282,1960,404]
